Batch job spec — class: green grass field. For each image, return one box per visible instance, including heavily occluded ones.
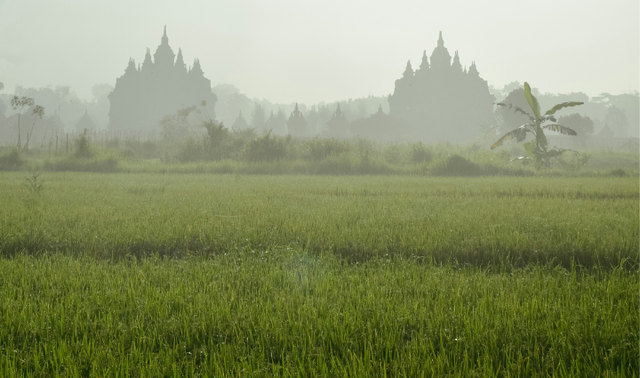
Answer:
[0,172,638,376]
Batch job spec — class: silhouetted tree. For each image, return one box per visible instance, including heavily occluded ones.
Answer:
[557,113,594,147]
[495,88,530,134]
[251,102,266,131]
[604,106,629,137]
[10,96,34,148]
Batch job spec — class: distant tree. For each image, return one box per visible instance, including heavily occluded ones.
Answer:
[91,84,113,100]
[23,105,45,154]
[495,88,531,134]
[250,102,266,131]
[557,113,594,147]
[604,106,629,138]
[492,82,582,170]
[0,83,6,114]
[595,92,639,137]
[202,120,230,160]
[10,96,35,148]
[274,109,288,135]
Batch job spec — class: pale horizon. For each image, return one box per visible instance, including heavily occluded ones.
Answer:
[1,0,638,104]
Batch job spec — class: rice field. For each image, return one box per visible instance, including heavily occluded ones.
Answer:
[0,172,638,376]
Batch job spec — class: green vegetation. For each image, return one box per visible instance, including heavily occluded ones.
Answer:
[492,82,584,170]
[1,253,636,377]
[1,135,638,177]
[1,174,637,268]
[0,172,637,376]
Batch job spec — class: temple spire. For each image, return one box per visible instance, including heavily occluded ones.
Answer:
[468,61,479,76]
[452,50,462,71]
[430,31,452,70]
[419,50,429,70]
[162,25,168,45]
[142,48,153,72]
[154,26,175,67]
[175,48,186,73]
[125,58,137,74]
[403,60,414,78]
[190,58,204,76]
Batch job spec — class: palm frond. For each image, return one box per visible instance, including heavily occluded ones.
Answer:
[524,82,541,119]
[544,102,584,116]
[495,103,534,121]
[543,123,577,136]
[491,127,529,149]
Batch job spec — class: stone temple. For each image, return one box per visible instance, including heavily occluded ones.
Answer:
[388,32,495,142]
[108,27,217,132]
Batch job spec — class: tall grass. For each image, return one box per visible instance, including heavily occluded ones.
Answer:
[0,253,636,376]
[0,173,637,268]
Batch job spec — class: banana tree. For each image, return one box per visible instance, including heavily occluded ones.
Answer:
[491,82,583,169]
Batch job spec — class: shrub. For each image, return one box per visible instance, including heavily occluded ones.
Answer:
[411,142,433,164]
[45,157,119,173]
[0,148,24,171]
[243,131,287,162]
[609,169,628,177]
[432,155,483,176]
[75,130,93,159]
[304,138,348,162]
[176,138,203,163]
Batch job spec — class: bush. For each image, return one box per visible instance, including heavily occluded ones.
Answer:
[432,155,483,176]
[0,148,24,171]
[203,120,231,160]
[176,138,204,163]
[243,131,287,162]
[609,169,628,177]
[45,157,119,173]
[411,142,433,164]
[304,138,348,162]
[75,130,93,159]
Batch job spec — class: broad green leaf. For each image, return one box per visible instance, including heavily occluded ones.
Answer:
[523,141,535,157]
[495,102,534,121]
[543,124,578,136]
[490,127,528,149]
[546,149,565,158]
[524,82,541,119]
[544,102,584,116]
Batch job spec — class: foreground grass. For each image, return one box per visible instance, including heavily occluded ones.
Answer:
[0,173,637,376]
[0,173,637,268]
[0,252,637,377]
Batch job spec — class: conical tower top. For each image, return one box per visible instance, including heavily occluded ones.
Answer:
[430,31,451,70]
[419,50,429,71]
[162,25,168,45]
[403,60,414,78]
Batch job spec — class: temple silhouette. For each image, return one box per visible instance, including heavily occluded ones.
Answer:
[388,32,494,142]
[108,27,217,132]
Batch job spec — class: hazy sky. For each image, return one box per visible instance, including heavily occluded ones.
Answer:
[1,0,638,104]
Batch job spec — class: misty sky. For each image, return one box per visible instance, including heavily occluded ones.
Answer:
[1,0,638,104]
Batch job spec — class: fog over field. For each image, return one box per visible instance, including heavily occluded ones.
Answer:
[0,0,638,103]
[0,2,638,375]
